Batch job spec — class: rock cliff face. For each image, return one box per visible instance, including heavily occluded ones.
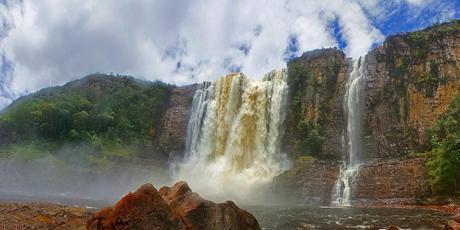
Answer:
[158,85,196,158]
[272,157,429,205]
[353,157,429,203]
[285,20,460,160]
[285,48,350,160]
[277,20,460,204]
[362,20,460,158]
[272,157,340,206]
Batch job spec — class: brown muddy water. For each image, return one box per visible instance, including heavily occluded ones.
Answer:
[0,192,453,229]
[247,206,452,229]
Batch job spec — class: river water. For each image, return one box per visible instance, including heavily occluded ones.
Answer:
[248,206,451,229]
[0,190,453,229]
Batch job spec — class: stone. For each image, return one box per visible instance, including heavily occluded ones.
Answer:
[158,85,196,157]
[284,48,349,160]
[272,157,430,205]
[162,182,261,230]
[362,21,460,159]
[272,158,340,205]
[86,183,184,230]
[87,182,261,230]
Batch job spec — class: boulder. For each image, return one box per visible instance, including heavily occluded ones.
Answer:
[87,181,261,230]
[86,183,184,230]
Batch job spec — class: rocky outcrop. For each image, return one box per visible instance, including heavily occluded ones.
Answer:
[278,20,460,204]
[87,182,260,230]
[285,20,460,161]
[285,48,350,160]
[272,157,340,206]
[362,20,460,158]
[158,85,196,159]
[353,157,429,204]
[272,157,430,205]
[87,183,184,229]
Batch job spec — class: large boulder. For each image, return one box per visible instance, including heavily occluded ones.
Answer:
[87,181,261,230]
[86,183,184,230]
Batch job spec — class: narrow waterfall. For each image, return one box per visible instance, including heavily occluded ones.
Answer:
[332,60,364,206]
[176,70,290,199]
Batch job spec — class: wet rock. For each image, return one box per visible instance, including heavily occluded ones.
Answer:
[87,183,184,230]
[273,157,430,205]
[163,182,260,230]
[158,85,196,157]
[87,182,261,230]
[272,157,340,205]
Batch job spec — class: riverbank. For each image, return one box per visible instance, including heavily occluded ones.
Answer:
[0,202,95,229]
[0,200,457,229]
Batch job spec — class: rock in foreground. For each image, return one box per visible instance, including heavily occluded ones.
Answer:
[0,202,94,229]
[87,181,261,230]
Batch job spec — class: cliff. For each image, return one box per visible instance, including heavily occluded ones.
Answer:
[284,20,460,160]
[272,157,429,205]
[278,20,460,204]
[1,19,459,204]
[158,84,196,159]
[285,48,350,160]
[362,20,460,158]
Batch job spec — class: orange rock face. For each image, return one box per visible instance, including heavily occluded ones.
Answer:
[87,181,261,230]
[86,183,184,230]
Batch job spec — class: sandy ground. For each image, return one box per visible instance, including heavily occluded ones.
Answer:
[0,202,95,230]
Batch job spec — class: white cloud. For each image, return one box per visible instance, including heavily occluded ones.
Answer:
[0,0,455,108]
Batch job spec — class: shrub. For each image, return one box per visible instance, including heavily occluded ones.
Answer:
[427,95,460,194]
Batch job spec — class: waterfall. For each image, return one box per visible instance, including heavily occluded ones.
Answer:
[332,60,364,206]
[176,70,290,199]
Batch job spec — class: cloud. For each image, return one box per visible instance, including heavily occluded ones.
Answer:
[0,0,457,109]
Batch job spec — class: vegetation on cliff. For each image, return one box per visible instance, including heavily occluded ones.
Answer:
[288,62,325,156]
[286,48,345,159]
[379,21,459,121]
[0,74,172,166]
[427,95,460,195]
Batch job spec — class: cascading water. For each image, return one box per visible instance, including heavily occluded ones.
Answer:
[332,60,364,206]
[176,70,290,200]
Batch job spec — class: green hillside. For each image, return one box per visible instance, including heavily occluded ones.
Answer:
[0,73,172,167]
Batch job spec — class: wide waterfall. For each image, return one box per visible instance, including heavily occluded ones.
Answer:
[332,60,364,206]
[175,70,290,200]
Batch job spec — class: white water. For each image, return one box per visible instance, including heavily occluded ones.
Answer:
[176,70,290,200]
[332,60,364,206]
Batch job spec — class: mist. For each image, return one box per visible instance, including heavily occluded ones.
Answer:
[0,149,171,207]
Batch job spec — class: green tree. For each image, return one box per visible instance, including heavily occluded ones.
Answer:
[427,95,460,194]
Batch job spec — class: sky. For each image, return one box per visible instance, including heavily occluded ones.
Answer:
[0,0,458,109]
